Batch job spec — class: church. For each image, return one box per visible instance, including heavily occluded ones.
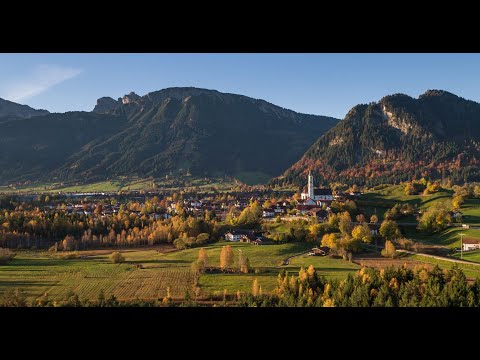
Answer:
[300,171,333,205]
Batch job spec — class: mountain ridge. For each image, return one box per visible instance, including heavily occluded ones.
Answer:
[0,87,338,185]
[0,97,49,120]
[278,89,480,187]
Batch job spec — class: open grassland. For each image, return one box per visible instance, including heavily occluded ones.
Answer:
[0,242,360,302]
[0,177,240,194]
[405,226,480,248]
[288,254,360,281]
[0,250,193,302]
[360,184,453,221]
[452,249,480,263]
[407,253,480,280]
[364,184,453,207]
[461,198,480,225]
[2,241,480,303]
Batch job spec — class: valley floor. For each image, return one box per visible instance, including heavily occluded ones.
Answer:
[0,242,360,303]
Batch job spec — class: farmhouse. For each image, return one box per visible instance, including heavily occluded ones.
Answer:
[224,230,256,242]
[462,238,480,251]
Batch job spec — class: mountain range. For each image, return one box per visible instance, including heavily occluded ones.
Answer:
[2,87,479,187]
[279,90,480,187]
[0,87,338,185]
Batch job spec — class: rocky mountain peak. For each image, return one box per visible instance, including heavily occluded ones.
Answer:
[93,97,120,114]
[121,92,141,104]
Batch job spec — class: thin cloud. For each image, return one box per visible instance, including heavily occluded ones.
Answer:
[3,64,82,102]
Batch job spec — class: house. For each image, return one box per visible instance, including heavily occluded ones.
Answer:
[368,224,379,236]
[308,246,330,256]
[349,191,362,197]
[224,230,256,242]
[262,208,276,218]
[274,206,285,214]
[309,208,328,220]
[462,238,480,251]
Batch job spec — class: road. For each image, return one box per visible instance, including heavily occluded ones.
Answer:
[397,249,480,266]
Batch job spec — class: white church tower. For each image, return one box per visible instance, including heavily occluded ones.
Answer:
[307,171,314,199]
[301,171,315,200]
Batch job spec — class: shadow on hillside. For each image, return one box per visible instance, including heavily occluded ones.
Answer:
[463,215,480,224]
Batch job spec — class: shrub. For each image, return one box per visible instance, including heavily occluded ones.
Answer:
[111,251,125,264]
[0,248,15,265]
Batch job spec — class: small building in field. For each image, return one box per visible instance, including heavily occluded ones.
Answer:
[308,246,330,256]
[462,238,480,251]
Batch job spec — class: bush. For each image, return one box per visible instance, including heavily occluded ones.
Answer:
[111,251,125,264]
[0,248,15,265]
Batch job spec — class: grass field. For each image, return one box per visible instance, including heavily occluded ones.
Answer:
[452,249,480,263]
[407,253,480,280]
[361,184,453,221]
[0,177,243,194]
[461,198,480,225]
[0,241,359,302]
[405,226,480,248]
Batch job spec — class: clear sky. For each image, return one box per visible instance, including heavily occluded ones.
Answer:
[1,53,480,119]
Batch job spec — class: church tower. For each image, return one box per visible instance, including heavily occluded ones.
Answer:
[308,171,314,199]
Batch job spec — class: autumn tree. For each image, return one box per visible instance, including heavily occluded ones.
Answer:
[238,251,251,274]
[418,207,451,233]
[474,185,480,198]
[356,214,366,224]
[338,211,353,235]
[237,201,262,228]
[452,195,465,210]
[404,182,415,195]
[352,224,372,244]
[197,248,209,269]
[111,251,125,263]
[62,235,75,251]
[321,233,337,251]
[252,278,260,297]
[220,245,234,270]
[379,220,401,240]
[381,240,396,258]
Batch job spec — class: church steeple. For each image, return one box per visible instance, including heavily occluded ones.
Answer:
[308,171,314,199]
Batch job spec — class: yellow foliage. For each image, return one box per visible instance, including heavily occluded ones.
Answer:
[323,298,335,307]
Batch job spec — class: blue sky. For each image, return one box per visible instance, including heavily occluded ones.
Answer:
[1,53,480,119]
